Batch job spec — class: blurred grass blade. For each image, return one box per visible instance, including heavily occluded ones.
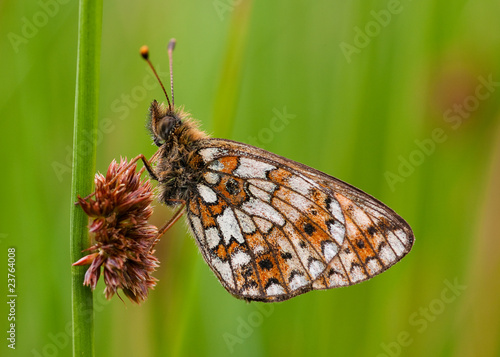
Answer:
[69,0,103,356]
[212,0,253,138]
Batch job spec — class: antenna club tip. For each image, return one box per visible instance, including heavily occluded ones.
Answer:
[140,45,149,59]
[168,38,176,52]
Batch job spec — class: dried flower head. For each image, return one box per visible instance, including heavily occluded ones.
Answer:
[73,158,159,304]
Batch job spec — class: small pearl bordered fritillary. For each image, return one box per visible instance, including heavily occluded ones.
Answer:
[126,39,414,303]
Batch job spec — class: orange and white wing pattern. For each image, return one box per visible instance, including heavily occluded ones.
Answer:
[186,139,414,302]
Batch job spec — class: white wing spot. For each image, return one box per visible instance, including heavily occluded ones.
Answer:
[394,228,410,246]
[208,160,224,171]
[387,231,406,257]
[328,197,345,224]
[254,218,273,234]
[199,148,225,163]
[205,227,221,249]
[289,273,308,291]
[197,184,218,203]
[287,175,314,195]
[247,179,277,193]
[327,220,345,246]
[190,216,204,240]
[277,189,313,213]
[217,208,245,245]
[242,286,259,297]
[203,172,220,185]
[351,205,373,229]
[366,259,382,275]
[232,251,251,267]
[349,266,366,283]
[249,184,272,202]
[266,283,285,296]
[212,257,234,288]
[322,241,339,261]
[234,157,276,179]
[234,209,256,234]
[253,245,266,255]
[379,244,396,266]
[308,259,325,279]
[292,193,314,212]
[242,198,285,226]
[329,273,349,287]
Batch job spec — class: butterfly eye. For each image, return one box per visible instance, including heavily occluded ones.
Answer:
[159,117,175,135]
[156,116,180,144]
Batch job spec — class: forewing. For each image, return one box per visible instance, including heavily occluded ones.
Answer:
[186,139,414,302]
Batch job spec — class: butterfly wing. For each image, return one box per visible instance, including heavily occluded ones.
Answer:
[185,139,414,302]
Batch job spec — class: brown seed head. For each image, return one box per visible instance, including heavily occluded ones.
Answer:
[73,158,159,304]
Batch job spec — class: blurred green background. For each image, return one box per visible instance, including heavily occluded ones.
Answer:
[1,0,500,356]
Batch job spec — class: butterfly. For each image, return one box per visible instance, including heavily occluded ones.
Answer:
[133,39,414,302]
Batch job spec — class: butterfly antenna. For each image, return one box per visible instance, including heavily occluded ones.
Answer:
[167,38,176,108]
[140,45,172,109]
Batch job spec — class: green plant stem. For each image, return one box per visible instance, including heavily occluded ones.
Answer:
[70,0,103,356]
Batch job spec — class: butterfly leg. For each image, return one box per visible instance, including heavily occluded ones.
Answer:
[148,203,186,251]
[139,156,159,181]
[126,153,159,181]
[105,152,161,187]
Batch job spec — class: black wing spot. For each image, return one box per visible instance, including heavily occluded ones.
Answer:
[299,240,307,248]
[356,240,365,249]
[243,280,259,289]
[288,270,304,282]
[264,277,281,289]
[377,218,392,232]
[344,247,351,254]
[376,241,387,254]
[225,178,240,196]
[303,223,315,236]
[258,259,273,270]
[367,225,377,235]
[349,263,364,274]
[281,252,293,260]
[326,219,337,231]
[242,266,253,278]
[325,197,332,210]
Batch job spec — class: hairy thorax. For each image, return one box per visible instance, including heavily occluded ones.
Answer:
[153,116,208,206]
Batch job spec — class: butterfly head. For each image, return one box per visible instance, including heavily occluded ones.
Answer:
[148,100,182,147]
